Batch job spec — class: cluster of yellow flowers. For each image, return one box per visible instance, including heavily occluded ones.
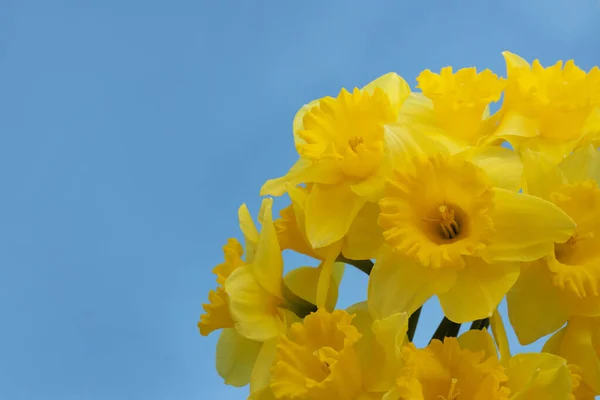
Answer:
[199,52,600,399]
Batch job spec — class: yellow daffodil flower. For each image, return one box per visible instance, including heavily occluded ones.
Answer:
[396,66,505,151]
[508,145,600,344]
[261,73,411,251]
[544,316,600,399]
[487,51,600,162]
[269,307,408,400]
[198,198,342,387]
[369,129,575,323]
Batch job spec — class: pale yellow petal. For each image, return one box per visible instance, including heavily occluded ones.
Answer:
[503,51,531,70]
[521,149,565,199]
[458,329,498,361]
[225,267,284,341]
[543,317,600,393]
[251,198,283,298]
[292,99,320,147]
[506,352,574,400]
[460,145,523,191]
[368,247,456,320]
[216,328,262,387]
[483,188,576,262]
[260,158,344,197]
[362,72,411,114]
[492,110,538,140]
[490,309,511,364]
[438,257,520,323]
[283,263,343,312]
[316,242,344,309]
[507,260,570,345]
[239,204,259,262]
[559,144,600,185]
[343,201,384,260]
[305,182,367,249]
[250,338,278,394]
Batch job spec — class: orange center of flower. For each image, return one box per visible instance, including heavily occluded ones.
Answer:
[423,205,462,240]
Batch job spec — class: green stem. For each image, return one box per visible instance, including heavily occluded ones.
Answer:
[336,255,374,275]
[470,318,489,330]
[407,307,422,342]
[430,317,461,343]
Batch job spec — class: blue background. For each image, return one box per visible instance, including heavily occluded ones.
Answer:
[1,1,599,398]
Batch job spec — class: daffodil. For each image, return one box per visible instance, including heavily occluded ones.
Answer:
[397,66,505,151]
[369,130,575,323]
[261,73,411,250]
[269,307,408,400]
[507,145,600,344]
[544,316,600,399]
[198,198,342,387]
[487,51,600,162]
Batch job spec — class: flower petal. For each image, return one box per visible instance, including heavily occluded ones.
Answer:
[343,201,384,260]
[368,247,456,320]
[225,266,284,341]
[216,328,262,387]
[251,198,283,298]
[507,260,570,345]
[521,149,565,199]
[482,188,576,263]
[438,257,520,323]
[457,329,498,361]
[250,338,278,394]
[305,182,367,249]
[198,287,235,336]
[490,309,511,364]
[239,204,259,262]
[260,158,344,197]
[362,72,411,114]
[283,263,343,312]
[506,353,574,400]
[460,146,523,191]
[559,144,600,185]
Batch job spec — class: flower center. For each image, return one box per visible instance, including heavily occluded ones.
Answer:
[422,204,463,241]
[438,378,460,400]
[554,231,596,264]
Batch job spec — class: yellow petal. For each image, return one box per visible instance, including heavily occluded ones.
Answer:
[543,317,600,393]
[507,260,570,345]
[521,149,565,199]
[293,99,321,147]
[239,204,259,262]
[490,309,511,364]
[460,146,523,191]
[503,51,531,70]
[438,257,520,323]
[305,182,367,249]
[559,144,600,184]
[250,338,278,394]
[251,198,283,298]
[492,110,538,140]
[343,201,384,260]
[216,328,262,387]
[368,247,456,320]
[260,158,345,197]
[482,188,576,262]
[506,352,574,400]
[458,329,498,361]
[316,242,344,309]
[283,263,343,312]
[362,72,411,114]
[225,267,284,341]
[198,287,235,336]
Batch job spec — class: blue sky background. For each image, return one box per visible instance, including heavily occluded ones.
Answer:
[1,1,600,399]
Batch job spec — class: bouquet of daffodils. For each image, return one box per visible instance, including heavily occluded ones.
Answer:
[198,52,600,400]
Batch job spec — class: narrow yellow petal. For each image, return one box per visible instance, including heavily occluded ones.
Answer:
[239,204,259,262]
[305,182,367,249]
[507,260,570,345]
[368,247,456,320]
[362,72,411,114]
[260,158,344,197]
[490,309,511,365]
[502,51,531,70]
[250,338,278,394]
[251,198,283,298]
[438,257,520,323]
[216,328,262,387]
[283,263,343,312]
[316,242,344,309]
[483,188,576,262]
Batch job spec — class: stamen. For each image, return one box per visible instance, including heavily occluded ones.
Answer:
[438,378,460,400]
[348,136,364,153]
[423,205,461,239]
[567,232,595,247]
